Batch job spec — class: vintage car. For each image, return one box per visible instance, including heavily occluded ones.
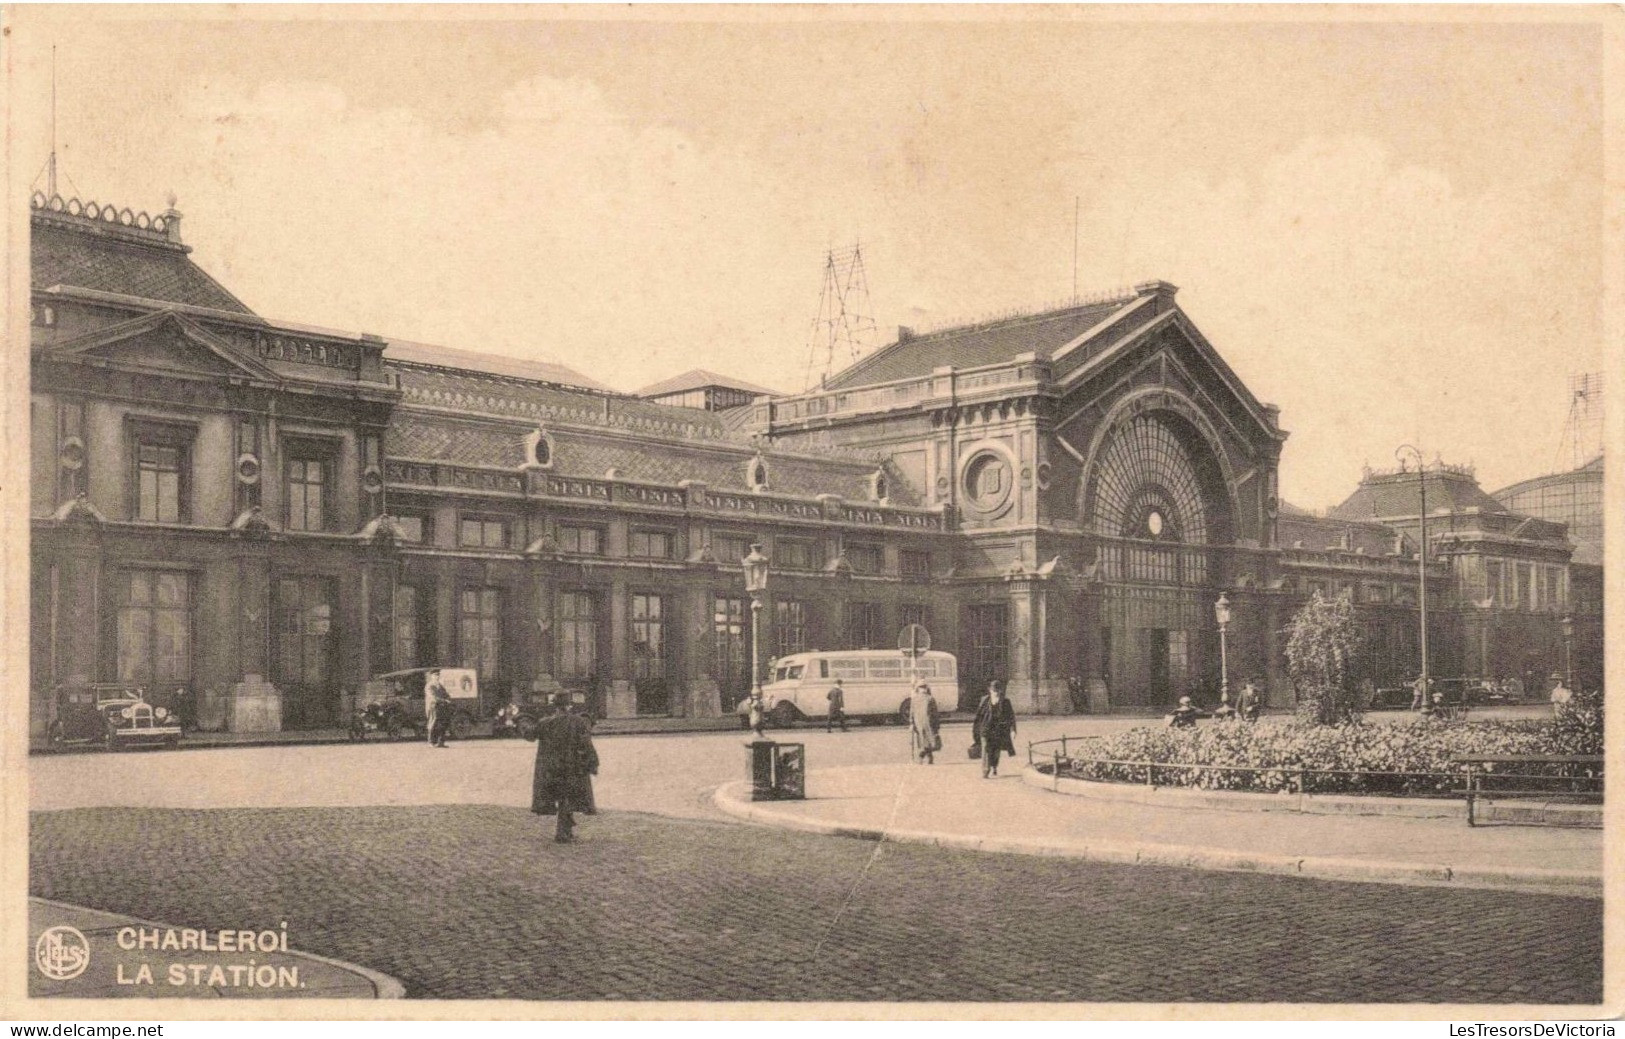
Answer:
[47,684,182,750]
[354,667,482,741]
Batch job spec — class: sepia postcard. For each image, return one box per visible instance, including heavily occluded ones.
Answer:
[2,3,1619,1023]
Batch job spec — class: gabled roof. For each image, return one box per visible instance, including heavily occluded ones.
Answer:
[823,294,1138,390]
[32,209,254,314]
[636,368,780,399]
[385,339,612,393]
[36,309,281,383]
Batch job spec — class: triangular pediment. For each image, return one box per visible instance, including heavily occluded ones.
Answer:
[1057,304,1282,449]
[40,310,281,384]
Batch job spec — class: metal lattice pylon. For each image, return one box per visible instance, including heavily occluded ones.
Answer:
[1556,371,1604,471]
[805,243,878,390]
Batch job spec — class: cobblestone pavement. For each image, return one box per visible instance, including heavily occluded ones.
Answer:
[31,806,1602,1004]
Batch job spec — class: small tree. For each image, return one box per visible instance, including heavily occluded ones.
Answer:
[1284,591,1366,725]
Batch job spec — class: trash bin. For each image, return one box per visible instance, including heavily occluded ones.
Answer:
[773,742,805,800]
[747,740,806,801]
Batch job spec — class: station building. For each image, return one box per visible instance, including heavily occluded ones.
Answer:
[26,191,1600,734]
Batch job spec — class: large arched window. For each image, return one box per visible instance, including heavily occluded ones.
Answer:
[1088,415,1212,584]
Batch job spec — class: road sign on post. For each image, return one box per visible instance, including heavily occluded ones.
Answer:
[898,623,931,657]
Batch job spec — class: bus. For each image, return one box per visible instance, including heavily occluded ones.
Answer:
[759,650,959,726]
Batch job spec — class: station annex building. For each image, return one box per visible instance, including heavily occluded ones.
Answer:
[27,191,1601,735]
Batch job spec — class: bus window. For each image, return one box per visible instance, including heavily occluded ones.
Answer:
[868,658,903,679]
[786,664,803,679]
[831,658,865,680]
[819,660,829,679]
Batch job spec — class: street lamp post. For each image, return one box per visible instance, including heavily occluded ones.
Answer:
[742,543,770,703]
[1396,445,1430,714]
[1214,593,1232,704]
[1562,613,1574,690]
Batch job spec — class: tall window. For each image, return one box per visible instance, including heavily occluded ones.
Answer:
[631,594,667,681]
[714,534,754,564]
[394,584,420,669]
[559,591,599,679]
[846,543,884,575]
[847,601,884,649]
[777,538,822,571]
[899,603,930,633]
[900,550,932,582]
[629,529,675,559]
[459,588,503,681]
[559,525,604,556]
[116,570,191,686]
[713,596,749,708]
[775,600,808,656]
[459,515,509,549]
[285,456,327,532]
[135,443,185,523]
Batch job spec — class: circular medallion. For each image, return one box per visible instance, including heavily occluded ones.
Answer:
[962,450,1014,514]
[1147,510,1164,537]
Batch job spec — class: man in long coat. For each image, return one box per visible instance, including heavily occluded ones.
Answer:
[908,681,940,764]
[531,692,599,843]
[972,680,1017,777]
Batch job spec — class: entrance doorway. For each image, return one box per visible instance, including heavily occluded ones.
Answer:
[962,603,1009,711]
[274,576,337,730]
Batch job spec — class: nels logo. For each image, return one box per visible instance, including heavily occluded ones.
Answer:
[35,925,90,981]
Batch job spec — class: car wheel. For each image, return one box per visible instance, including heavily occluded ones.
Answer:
[770,701,797,729]
[450,714,474,740]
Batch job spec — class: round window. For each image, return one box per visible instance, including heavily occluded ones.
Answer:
[962,451,1014,513]
[1147,510,1164,537]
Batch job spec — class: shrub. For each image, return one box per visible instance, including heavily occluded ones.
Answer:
[1283,591,1365,725]
[1552,687,1604,755]
[1061,716,1595,797]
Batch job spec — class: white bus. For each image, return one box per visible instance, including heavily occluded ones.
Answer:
[759,650,959,726]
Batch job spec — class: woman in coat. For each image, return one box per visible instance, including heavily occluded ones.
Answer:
[972,680,1017,777]
[531,692,600,843]
[908,681,941,764]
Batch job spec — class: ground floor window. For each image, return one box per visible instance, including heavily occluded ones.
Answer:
[559,591,599,680]
[459,587,503,683]
[275,575,336,729]
[632,593,670,714]
[714,596,749,709]
[846,601,884,649]
[116,570,191,687]
[775,599,808,657]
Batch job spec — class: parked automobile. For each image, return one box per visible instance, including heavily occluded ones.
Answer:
[47,683,181,750]
[348,689,424,741]
[355,667,482,741]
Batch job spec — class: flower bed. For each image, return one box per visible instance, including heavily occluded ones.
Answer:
[1061,699,1601,797]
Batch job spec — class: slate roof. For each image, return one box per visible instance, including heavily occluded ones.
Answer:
[391,365,729,440]
[385,411,910,504]
[1277,515,1400,557]
[1327,468,1509,521]
[32,212,254,314]
[636,368,781,399]
[823,296,1136,390]
[386,339,611,393]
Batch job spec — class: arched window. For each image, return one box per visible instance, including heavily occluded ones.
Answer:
[1087,415,1212,585]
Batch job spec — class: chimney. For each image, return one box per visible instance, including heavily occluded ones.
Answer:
[161,192,183,245]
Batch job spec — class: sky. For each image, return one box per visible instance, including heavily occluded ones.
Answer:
[9,9,1607,510]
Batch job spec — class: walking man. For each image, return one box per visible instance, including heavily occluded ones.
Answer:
[908,681,941,764]
[972,680,1017,778]
[826,679,848,733]
[426,674,452,747]
[531,692,599,843]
